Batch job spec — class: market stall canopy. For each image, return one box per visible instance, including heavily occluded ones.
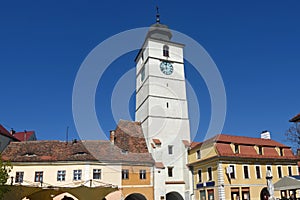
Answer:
[0,185,118,200]
[274,176,300,191]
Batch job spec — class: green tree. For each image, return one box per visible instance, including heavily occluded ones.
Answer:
[0,155,12,199]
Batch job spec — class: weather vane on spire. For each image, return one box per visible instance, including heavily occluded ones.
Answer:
[156,6,160,23]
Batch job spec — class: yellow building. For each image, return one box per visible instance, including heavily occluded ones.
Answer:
[188,134,299,200]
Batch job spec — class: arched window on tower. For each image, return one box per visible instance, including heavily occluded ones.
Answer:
[163,45,169,57]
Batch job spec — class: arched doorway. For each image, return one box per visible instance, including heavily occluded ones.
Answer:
[260,188,270,200]
[124,193,147,200]
[166,192,184,200]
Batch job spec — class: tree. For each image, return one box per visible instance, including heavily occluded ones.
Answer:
[0,155,12,199]
[285,114,300,153]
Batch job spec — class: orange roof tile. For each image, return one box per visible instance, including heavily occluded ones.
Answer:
[155,162,165,169]
[153,139,161,145]
[13,131,35,141]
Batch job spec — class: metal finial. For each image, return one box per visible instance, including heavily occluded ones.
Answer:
[156,6,160,23]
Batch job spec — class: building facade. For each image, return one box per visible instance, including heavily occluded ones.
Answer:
[188,134,299,200]
[2,121,155,200]
[135,19,191,200]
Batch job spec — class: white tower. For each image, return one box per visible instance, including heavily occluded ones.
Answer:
[135,15,191,200]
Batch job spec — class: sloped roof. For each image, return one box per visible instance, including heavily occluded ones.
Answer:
[274,176,300,191]
[82,140,154,165]
[0,125,19,141]
[191,134,297,160]
[153,139,161,145]
[290,113,300,123]
[215,134,296,159]
[1,140,154,165]
[190,141,202,149]
[13,131,35,141]
[116,120,143,138]
[114,120,149,153]
[213,134,288,147]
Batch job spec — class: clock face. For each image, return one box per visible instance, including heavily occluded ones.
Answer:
[160,61,173,75]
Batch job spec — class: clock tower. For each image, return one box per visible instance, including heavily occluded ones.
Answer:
[135,16,191,200]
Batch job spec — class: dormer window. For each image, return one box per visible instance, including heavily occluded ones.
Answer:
[163,45,169,57]
[258,146,263,155]
[234,144,239,154]
[279,148,283,156]
[23,153,36,157]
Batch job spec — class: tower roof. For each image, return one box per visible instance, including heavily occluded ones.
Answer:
[146,7,172,41]
[146,23,172,41]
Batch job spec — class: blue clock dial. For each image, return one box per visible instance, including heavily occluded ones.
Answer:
[160,61,173,75]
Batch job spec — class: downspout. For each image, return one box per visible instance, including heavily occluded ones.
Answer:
[189,166,195,200]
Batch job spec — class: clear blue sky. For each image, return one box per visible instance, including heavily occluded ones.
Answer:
[0,1,299,145]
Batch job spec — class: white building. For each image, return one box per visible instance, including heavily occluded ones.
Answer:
[135,18,191,200]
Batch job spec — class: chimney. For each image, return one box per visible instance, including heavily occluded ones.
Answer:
[261,130,271,139]
[10,128,16,135]
[110,130,115,144]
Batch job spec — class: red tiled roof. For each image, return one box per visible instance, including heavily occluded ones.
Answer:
[113,120,149,153]
[182,140,190,147]
[13,131,35,141]
[213,134,288,147]
[155,162,165,169]
[153,139,161,145]
[190,141,202,149]
[290,113,300,122]
[2,140,155,165]
[0,125,19,141]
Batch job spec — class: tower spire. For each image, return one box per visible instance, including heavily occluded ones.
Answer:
[156,6,160,23]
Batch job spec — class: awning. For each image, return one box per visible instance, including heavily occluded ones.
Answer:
[0,185,118,200]
[274,176,300,191]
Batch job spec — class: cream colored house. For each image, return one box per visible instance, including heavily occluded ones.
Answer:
[2,120,155,200]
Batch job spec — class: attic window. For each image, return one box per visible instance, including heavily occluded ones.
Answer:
[258,146,263,155]
[23,153,36,157]
[279,148,284,156]
[74,152,87,156]
[234,144,239,154]
[121,149,128,154]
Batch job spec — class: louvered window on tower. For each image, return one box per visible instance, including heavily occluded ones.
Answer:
[163,45,169,57]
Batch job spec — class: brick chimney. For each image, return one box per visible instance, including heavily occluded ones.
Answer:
[110,130,116,144]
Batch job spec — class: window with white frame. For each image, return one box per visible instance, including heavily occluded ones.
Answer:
[168,145,173,155]
[15,172,24,183]
[196,150,201,159]
[93,169,101,179]
[267,165,272,172]
[168,167,173,177]
[198,169,202,182]
[122,169,129,179]
[255,165,261,179]
[57,170,66,181]
[288,166,293,176]
[34,171,43,182]
[229,165,236,179]
[163,45,169,57]
[243,165,250,179]
[277,166,282,178]
[140,169,146,180]
[73,169,82,181]
[141,67,145,82]
[207,167,212,181]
